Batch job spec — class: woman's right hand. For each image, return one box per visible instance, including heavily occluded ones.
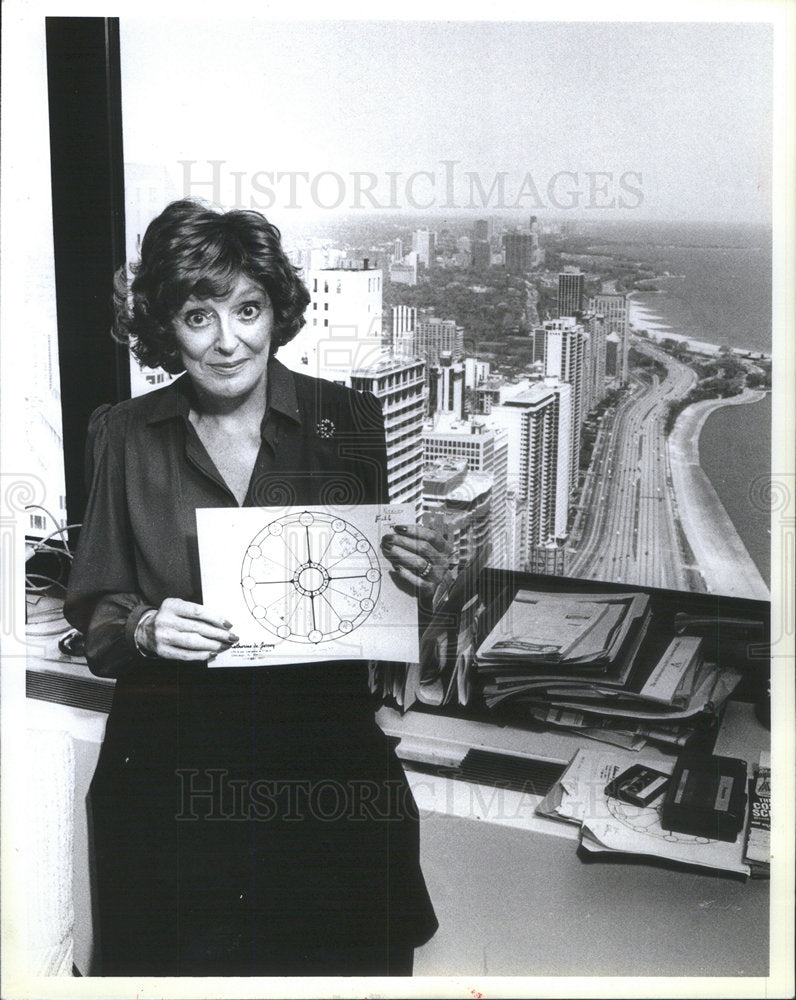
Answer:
[136,598,238,661]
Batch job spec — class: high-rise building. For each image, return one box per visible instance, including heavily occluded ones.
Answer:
[529,216,540,256]
[529,539,568,575]
[427,352,466,419]
[589,292,629,383]
[584,311,608,409]
[489,380,572,566]
[390,305,417,360]
[530,318,588,489]
[393,330,416,361]
[474,374,504,415]
[473,219,489,242]
[350,357,427,517]
[392,305,417,337]
[605,332,620,379]
[412,316,464,365]
[412,228,436,268]
[279,262,383,378]
[557,270,584,318]
[472,239,491,269]
[503,231,535,273]
[389,258,418,286]
[423,414,512,568]
[422,459,492,574]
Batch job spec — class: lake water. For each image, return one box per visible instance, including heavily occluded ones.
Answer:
[597,222,772,584]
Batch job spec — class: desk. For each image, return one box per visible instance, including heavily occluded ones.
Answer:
[377,702,770,977]
[413,810,769,977]
[25,599,770,979]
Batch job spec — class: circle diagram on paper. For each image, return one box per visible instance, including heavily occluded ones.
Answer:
[240,511,382,644]
[605,797,713,844]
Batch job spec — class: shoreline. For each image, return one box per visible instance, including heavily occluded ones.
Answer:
[626,294,770,599]
[667,389,770,600]
[627,290,769,359]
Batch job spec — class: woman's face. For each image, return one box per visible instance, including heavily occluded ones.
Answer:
[172,273,274,405]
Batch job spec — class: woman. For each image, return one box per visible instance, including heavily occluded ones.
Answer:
[64,199,444,976]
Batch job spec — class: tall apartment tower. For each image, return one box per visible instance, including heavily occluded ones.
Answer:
[390,305,417,361]
[279,262,383,379]
[389,257,418,286]
[557,270,584,318]
[473,219,490,242]
[350,358,427,517]
[392,305,417,337]
[412,228,436,268]
[489,380,572,566]
[412,316,464,365]
[503,231,535,272]
[427,353,466,419]
[530,318,588,490]
[590,292,629,383]
[422,460,493,575]
[422,414,512,569]
[605,332,620,379]
[584,311,608,408]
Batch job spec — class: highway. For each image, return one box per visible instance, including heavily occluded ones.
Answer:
[569,342,697,589]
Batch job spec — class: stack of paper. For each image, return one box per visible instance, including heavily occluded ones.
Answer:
[536,748,751,875]
[475,590,649,707]
[477,590,648,672]
[474,589,742,750]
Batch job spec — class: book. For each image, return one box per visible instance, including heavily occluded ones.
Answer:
[743,750,771,878]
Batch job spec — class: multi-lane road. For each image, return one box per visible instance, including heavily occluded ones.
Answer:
[569,342,697,589]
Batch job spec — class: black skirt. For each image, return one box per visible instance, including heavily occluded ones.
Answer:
[89,660,438,976]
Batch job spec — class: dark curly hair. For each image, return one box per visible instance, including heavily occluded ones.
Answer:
[113,199,310,374]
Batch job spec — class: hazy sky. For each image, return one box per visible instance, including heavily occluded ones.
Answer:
[121,19,773,224]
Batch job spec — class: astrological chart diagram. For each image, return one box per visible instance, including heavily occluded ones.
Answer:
[240,510,382,644]
[605,796,713,844]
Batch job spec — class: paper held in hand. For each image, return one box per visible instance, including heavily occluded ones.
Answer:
[196,504,419,666]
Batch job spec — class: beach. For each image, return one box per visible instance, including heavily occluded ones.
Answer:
[668,390,770,599]
[627,296,770,599]
[629,295,725,357]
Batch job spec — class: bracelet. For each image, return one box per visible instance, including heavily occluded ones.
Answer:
[133,609,160,659]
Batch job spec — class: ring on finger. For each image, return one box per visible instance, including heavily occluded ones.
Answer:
[418,558,433,580]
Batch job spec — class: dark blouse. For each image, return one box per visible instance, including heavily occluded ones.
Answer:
[63,358,437,976]
[65,357,390,677]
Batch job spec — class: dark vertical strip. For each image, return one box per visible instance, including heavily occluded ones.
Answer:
[46,16,129,534]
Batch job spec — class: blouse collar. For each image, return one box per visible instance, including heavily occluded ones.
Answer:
[144,356,303,431]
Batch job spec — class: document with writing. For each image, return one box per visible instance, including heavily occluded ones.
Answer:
[196,504,419,666]
[537,748,750,875]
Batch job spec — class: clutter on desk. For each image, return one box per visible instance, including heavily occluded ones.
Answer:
[536,746,753,876]
[472,588,743,752]
[372,572,767,758]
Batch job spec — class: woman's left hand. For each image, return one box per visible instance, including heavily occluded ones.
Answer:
[380,524,452,601]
